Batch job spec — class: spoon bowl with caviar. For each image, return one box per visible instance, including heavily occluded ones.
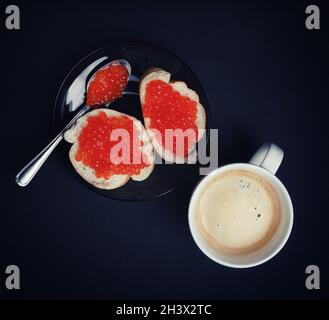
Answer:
[16,59,131,187]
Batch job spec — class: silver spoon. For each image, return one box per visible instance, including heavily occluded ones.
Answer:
[16,59,132,187]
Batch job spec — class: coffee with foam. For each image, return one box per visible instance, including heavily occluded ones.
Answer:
[196,170,281,255]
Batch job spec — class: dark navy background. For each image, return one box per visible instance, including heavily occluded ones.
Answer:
[0,0,328,299]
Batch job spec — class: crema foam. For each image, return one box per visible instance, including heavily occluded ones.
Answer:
[196,170,281,255]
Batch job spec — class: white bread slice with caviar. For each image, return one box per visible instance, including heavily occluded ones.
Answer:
[139,68,206,163]
[64,108,154,190]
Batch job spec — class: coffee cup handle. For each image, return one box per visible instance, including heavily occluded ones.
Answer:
[249,143,284,175]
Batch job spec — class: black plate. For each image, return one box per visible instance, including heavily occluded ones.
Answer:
[53,42,210,201]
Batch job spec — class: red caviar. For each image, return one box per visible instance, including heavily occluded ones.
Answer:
[86,64,128,107]
[142,80,198,157]
[75,111,149,179]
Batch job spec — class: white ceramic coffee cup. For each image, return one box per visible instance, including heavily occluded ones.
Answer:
[188,143,293,268]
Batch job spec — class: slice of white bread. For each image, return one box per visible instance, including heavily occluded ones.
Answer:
[64,108,154,190]
[139,68,206,163]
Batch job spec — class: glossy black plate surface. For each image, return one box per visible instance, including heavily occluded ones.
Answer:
[53,42,210,201]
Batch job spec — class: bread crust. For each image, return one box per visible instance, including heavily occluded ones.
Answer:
[139,68,206,163]
[64,108,154,189]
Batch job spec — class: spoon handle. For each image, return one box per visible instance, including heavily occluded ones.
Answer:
[16,106,89,187]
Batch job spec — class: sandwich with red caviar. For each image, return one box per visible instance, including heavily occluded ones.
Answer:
[139,68,206,163]
[64,109,154,189]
